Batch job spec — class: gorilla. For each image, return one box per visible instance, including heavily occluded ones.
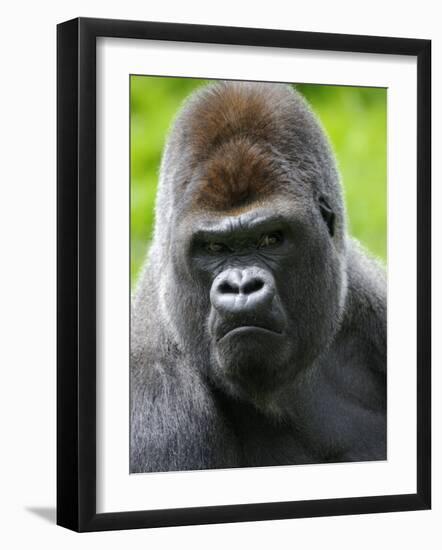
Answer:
[130,81,386,473]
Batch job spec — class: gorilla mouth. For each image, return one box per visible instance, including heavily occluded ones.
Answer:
[218,325,283,342]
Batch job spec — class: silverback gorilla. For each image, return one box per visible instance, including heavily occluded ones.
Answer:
[130,81,386,473]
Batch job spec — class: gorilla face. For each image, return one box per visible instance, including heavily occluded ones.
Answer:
[171,193,346,406]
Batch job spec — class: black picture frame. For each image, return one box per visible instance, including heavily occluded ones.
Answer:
[57,17,431,532]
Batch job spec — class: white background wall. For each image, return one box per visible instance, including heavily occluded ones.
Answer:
[0,1,439,548]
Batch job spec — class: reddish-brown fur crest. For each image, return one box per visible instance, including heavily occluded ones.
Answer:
[187,82,292,212]
[195,137,284,211]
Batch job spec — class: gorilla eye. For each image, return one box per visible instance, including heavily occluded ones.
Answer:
[204,241,229,254]
[259,232,283,248]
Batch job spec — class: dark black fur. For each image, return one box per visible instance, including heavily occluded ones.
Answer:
[130,81,386,473]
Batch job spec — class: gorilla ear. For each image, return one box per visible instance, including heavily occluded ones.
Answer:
[318,196,335,237]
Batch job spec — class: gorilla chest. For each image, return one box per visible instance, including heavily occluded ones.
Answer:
[222,399,318,466]
[226,373,386,467]
[237,421,317,466]
[234,406,384,467]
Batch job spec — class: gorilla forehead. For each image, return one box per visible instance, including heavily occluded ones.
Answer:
[193,137,296,211]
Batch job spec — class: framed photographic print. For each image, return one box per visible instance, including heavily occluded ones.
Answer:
[57,17,431,532]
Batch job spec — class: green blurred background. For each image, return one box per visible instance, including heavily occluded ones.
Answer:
[131,77,387,288]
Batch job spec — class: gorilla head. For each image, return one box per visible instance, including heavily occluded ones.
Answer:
[144,81,348,407]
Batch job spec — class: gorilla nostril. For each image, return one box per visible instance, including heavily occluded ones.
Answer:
[210,268,274,314]
[242,278,264,295]
[219,281,239,294]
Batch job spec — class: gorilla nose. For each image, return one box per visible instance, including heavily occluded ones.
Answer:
[210,267,275,315]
